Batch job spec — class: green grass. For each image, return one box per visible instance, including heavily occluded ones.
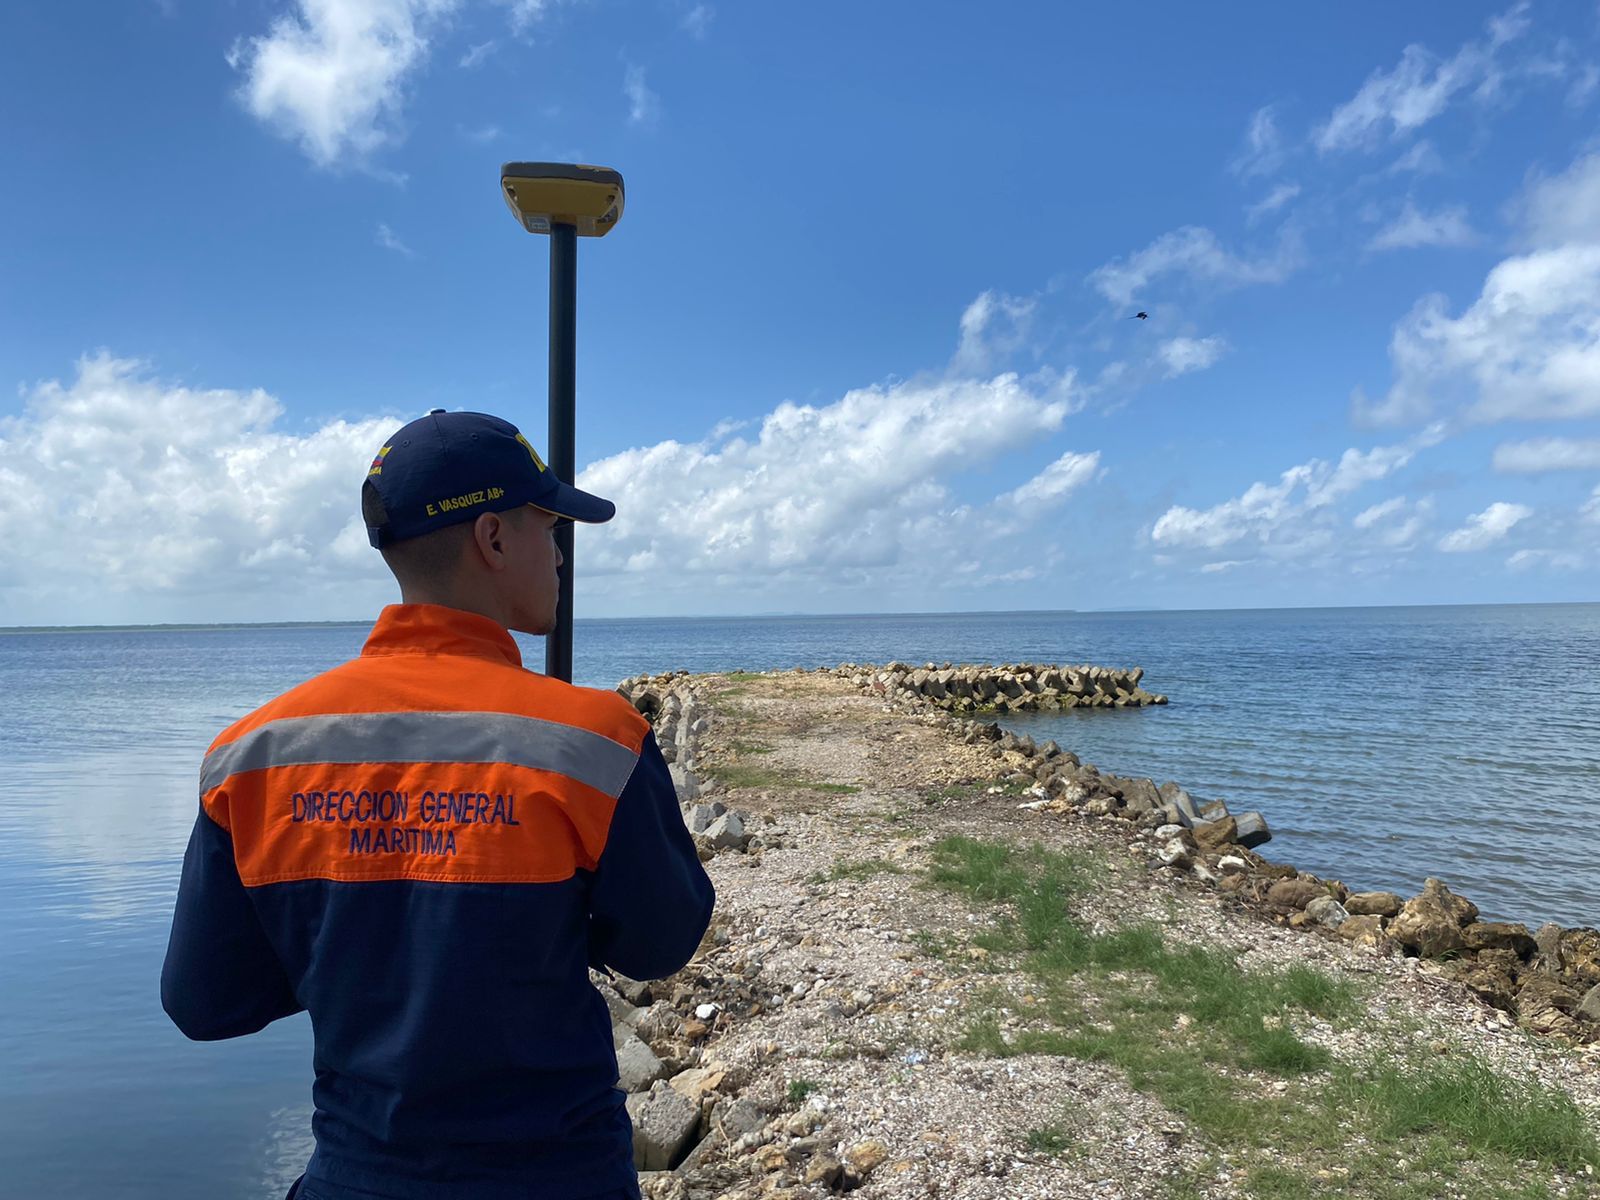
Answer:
[807,857,907,885]
[702,761,859,794]
[1023,1124,1070,1155]
[786,1078,820,1105]
[924,835,1600,1198]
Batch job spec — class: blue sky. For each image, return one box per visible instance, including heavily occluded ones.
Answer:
[3,1,1600,624]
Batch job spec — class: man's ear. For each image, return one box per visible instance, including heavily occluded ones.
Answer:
[472,511,508,569]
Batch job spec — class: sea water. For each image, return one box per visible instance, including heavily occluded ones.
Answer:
[1,603,1595,1196]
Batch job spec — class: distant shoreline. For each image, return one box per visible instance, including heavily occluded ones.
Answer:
[1,599,1596,636]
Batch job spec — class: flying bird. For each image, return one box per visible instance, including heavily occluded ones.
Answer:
[1128,311,1149,321]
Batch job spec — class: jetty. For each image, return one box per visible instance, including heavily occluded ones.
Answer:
[600,666,1600,1199]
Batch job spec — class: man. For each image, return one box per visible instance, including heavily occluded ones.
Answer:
[162,409,715,1200]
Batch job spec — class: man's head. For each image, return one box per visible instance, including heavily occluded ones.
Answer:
[361,410,614,635]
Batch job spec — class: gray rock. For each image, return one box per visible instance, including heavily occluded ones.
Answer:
[1198,799,1231,821]
[703,812,747,850]
[713,1097,767,1141]
[1534,922,1565,971]
[1579,983,1600,1023]
[614,976,653,1006]
[1120,777,1163,815]
[594,979,643,1028]
[683,801,726,834]
[1157,838,1192,869]
[1304,896,1349,928]
[1158,783,1203,824]
[1155,803,1194,830]
[628,1081,701,1170]
[668,764,700,804]
[1232,812,1272,849]
[614,1031,667,1093]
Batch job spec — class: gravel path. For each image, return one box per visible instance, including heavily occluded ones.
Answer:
[621,670,1600,1200]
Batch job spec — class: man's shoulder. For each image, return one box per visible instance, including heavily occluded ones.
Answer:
[528,674,652,747]
[206,659,651,755]
[205,657,367,754]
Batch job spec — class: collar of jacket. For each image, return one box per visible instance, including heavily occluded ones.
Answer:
[361,603,523,668]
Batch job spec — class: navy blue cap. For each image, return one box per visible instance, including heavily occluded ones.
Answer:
[364,410,615,548]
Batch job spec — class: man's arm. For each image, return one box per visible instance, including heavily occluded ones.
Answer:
[588,732,716,981]
[161,805,304,1041]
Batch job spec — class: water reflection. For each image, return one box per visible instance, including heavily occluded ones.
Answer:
[6,751,199,922]
[257,1104,315,1199]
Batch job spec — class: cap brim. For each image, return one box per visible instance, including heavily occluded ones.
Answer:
[532,479,616,524]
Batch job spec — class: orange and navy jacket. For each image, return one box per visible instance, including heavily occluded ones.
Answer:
[161,604,715,1200]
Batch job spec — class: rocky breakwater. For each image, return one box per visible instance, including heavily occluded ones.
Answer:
[827,661,1166,714]
[930,690,1600,1045]
[605,674,788,1181]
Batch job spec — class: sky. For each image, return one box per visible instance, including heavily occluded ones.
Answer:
[3,1,1600,624]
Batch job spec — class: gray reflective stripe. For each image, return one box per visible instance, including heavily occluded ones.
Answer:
[200,710,639,799]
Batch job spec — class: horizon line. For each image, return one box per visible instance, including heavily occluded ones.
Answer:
[2,598,1595,635]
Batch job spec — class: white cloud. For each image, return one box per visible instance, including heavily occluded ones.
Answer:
[1231,105,1285,179]
[623,63,660,126]
[1157,336,1228,378]
[1583,485,1600,524]
[1246,183,1300,223]
[0,346,1095,622]
[1360,243,1600,425]
[1569,64,1599,108]
[1368,201,1478,252]
[576,372,1074,580]
[1493,437,1600,472]
[1437,501,1532,551]
[375,222,415,256]
[681,3,713,38]
[0,355,396,624]
[229,0,460,169]
[459,122,501,143]
[1516,152,1600,247]
[1150,441,1417,552]
[1387,140,1443,175]
[1352,496,1407,529]
[1200,560,1246,574]
[1088,226,1302,307]
[1000,451,1101,508]
[954,290,1036,373]
[1508,547,1583,570]
[494,0,550,34]
[1315,4,1530,153]
[458,39,497,68]
[1352,495,1432,547]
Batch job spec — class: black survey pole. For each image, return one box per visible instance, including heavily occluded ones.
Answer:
[546,221,577,682]
[499,162,624,682]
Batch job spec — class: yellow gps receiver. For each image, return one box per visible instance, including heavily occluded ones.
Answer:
[499,163,625,237]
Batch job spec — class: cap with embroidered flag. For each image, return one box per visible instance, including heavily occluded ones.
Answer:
[363,409,615,548]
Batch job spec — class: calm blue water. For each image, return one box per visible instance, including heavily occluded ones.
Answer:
[2,604,1597,1196]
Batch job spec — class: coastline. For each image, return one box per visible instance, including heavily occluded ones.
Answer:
[596,666,1599,1200]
